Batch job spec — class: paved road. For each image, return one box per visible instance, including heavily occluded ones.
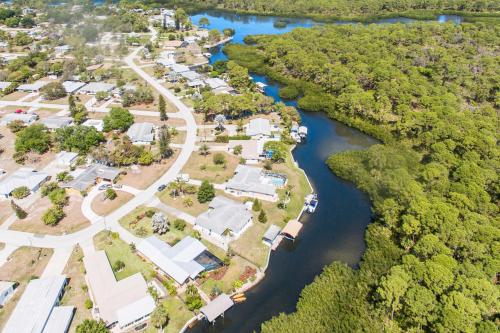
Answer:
[0,44,198,251]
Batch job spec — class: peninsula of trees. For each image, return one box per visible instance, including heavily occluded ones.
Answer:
[226,22,499,333]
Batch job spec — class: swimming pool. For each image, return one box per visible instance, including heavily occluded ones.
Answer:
[264,174,287,187]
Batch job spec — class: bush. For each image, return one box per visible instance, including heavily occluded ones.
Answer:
[41,82,67,100]
[41,182,59,197]
[7,120,25,133]
[233,145,243,155]
[104,188,117,200]
[112,260,125,272]
[213,152,226,165]
[103,107,134,132]
[252,198,261,211]
[297,92,335,112]
[258,209,267,223]
[42,206,64,226]
[48,188,68,207]
[56,171,73,182]
[173,219,186,231]
[84,299,93,309]
[11,186,30,199]
[214,135,229,143]
[15,124,51,154]
[145,209,155,218]
[228,135,251,140]
[11,200,27,219]
[197,180,215,203]
[279,85,299,99]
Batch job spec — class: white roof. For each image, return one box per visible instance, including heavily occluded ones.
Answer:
[228,139,264,160]
[1,113,38,125]
[246,118,272,137]
[0,168,48,196]
[17,81,49,91]
[157,58,175,67]
[0,81,12,90]
[41,306,74,333]
[82,119,103,131]
[41,116,73,129]
[116,296,155,328]
[205,78,228,90]
[56,151,78,164]
[83,251,154,326]
[170,64,190,73]
[263,224,281,241]
[181,70,201,81]
[195,196,252,236]
[226,165,276,197]
[62,80,85,93]
[2,275,67,333]
[0,281,14,293]
[200,294,234,322]
[137,236,206,284]
[80,82,115,94]
[187,79,205,87]
[126,122,154,143]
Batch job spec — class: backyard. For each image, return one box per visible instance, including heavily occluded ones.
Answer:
[144,296,194,333]
[94,231,155,281]
[181,151,239,184]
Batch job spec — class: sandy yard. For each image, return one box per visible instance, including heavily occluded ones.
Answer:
[9,194,90,235]
[0,242,4,250]
[91,190,134,216]
[133,114,186,128]
[157,188,210,217]
[0,91,29,101]
[0,200,11,225]
[171,130,186,144]
[0,247,53,331]
[118,149,180,189]
[61,246,93,333]
[181,151,239,184]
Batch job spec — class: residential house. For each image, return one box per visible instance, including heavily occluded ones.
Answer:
[227,139,265,164]
[137,236,213,285]
[2,275,74,333]
[0,81,12,90]
[62,81,85,94]
[225,165,280,202]
[55,151,79,168]
[63,164,120,192]
[181,70,201,82]
[1,113,38,125]
[41,116,73,130]
[195,196,253,248]
[83,251,155,331]
[245,118,272,138]
[126,122,155,145]
[17,81,49,93]
[170,63,190,74]
[82,119,104,132]
[79,82,115,95]
[54,45,72,56]
[0,168,49,199]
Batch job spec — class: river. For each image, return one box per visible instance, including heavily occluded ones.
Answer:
[187,10,464,333]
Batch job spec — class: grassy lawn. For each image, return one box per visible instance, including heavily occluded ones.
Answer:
[60,246,92,333]
[93,231,155,281]
[144,296,194,333]
[157,188,209,217]
[90,191,134,216]
[199,256,257,296]
[181,151,239,184]
[0,247,53,331]
[171,130,186,144]
[229,219,271,268]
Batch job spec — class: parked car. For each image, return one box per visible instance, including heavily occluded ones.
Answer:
[113,184,122,189]
[15,109,24,114]
[157,184,166,192]
[98,183,112,191]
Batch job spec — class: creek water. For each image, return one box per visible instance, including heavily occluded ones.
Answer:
[187,10,463,333]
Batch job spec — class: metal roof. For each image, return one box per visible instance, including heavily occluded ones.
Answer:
[41,116,73,129]
[2,275,68,333]
[200,294,234,322]
[0,81,12,90]
[80,82,115,94]
[62,80,85,93]
[246,118,272,137]
[195,196,253,236]
[41,306,74,333]
[17,81,49,91]
[205,78,228,90]
[126,122,154,143]
[1,113,38,125]
[181,70,201,81]
[64,164,120,191]
[137,236,206,284]
[225,165,276,197]
[0,168,48,196]
[263,224,281,242]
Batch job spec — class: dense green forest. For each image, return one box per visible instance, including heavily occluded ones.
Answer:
[225,23,499,332]
[136,0,500,20]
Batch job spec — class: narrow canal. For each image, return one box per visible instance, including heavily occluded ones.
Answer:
[187,11,461,333]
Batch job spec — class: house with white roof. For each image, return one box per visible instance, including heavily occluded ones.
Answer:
[170,63,190,73]
[126,122,155,144]
[181,70,201,82]
[137,236,211,285]
[0,168,49,199]
[63,164,120,192]
[82,118,104,131]
[17,81,49,92]
[41,116,73,130]
[245,118,272,138]
[205,78,228,90]
[228,139,265,164]
[195,196,253,248]
[79,82,115,95]
[2,275,74,333]
[0,281,15,306]
[55,151,79,168]
[0,81,12,90]
[225,165,279,202]
[62,80,86,94]
[54,45,72,56]
[1,112,38,125]
[83,251,155,331]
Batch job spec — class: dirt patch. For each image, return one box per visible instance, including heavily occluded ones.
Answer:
[181,151,239,184]
[132,114,186,128]
[61,246,92,333]
[0,247,53,331]
[118,150,180,189]
[0,198,12,225]
[9,194,91,235]
[0,91,29,101]
[91,190,134,216]
[0,242,4,250]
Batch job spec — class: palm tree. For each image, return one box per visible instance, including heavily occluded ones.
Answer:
[199,144,210,157]
[214,114,226,131]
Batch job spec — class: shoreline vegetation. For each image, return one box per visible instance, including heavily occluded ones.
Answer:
[224,22,499,333]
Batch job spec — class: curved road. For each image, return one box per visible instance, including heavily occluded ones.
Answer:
[0,43,198,250]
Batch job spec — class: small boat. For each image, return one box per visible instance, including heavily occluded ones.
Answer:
[233,296,247,303]
[304,193,318,213]
[298,126,308,139]
[255,81,267,93]
[203,52,212,58]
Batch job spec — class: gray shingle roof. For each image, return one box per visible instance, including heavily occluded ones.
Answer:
[195,196,252,236]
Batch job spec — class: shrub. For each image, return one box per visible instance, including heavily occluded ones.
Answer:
[197,180,215,203]
[11,200,27,219]
[279,85,299,99]
[84,299,93,309]
[42,206,64,226]
[145,209,155,218]
[41,182,59,197]
[7,120,25,133]
[104,188,117,200]
[213,152,226,165]
[11,186,30,199]
[233,145,243,155]
[258,209,267,223]
[41,82,67,100]
[173,219,186,231]
[112,260,125,272]
[228,135,251,140]
[215,135,229,143]
[252,198,261,211]
[48,188,68,207]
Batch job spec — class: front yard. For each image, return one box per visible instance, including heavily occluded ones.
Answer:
[181,151,239,184]
[90,190,134,216]
[157,187,209,217]
[93,231,155,281]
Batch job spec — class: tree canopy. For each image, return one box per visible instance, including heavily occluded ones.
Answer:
[103,107,134,132]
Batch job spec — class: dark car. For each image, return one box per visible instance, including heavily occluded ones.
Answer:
[157,184,167,192]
